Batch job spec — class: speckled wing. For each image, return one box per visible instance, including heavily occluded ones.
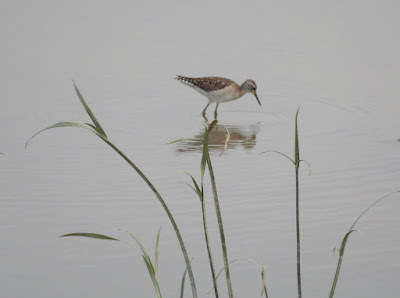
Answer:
[176,76,234,92]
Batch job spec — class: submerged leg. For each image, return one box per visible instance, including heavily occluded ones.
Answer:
[202,103,210,116]
[214,103,219,118]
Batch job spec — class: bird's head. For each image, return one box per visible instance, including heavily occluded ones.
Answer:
[242,79,261,106]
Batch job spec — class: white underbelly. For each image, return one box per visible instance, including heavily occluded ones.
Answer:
[194,86,240,103]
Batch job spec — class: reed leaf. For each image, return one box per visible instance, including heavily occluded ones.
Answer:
[329,191,400,297]
[60,233,119,241]
[260,150,295,164]
[28,82,198,298]
[25,122,101,149]
[125,230,162,298]
[73,81,106,138]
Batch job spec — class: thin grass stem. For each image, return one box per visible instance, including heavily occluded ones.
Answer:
[201,198,220,298]
[207,153,233,298]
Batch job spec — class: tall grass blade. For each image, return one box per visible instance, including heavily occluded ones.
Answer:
[262,107,305,298]
[60,233,119,241]
[207,153,233,298]
[329,191,400,298]
[28,85,198,298]
[294,107,302,298]
[73,81,107,138]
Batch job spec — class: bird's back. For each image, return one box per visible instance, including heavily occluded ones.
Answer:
[176,76,236,92]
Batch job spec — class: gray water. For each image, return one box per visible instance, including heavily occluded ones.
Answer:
[1,1,399,297]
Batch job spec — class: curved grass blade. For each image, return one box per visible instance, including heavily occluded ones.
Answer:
[185,173,203,202]
[25,122,101,149]
[260,150,295,165]
[84,132,198,297]
[60,233,119,241]
[29,85,197,297]
[73,81,107,138]
[329,191,400,298]
[300,160,312,176]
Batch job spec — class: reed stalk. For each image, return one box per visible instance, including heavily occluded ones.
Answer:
[27,82,198,298]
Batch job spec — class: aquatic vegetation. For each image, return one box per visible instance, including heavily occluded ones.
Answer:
[27,83,399,298]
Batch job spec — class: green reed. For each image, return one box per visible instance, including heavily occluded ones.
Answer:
[26,83,400,298]
[329,191,400,297]
[261,107,311,298]
[178,120,232,298]
[26,82,198,298]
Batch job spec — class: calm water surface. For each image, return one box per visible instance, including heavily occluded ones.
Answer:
[1,1,399,297]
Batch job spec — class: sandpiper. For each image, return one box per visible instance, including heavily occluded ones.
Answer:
[176,75,261,117]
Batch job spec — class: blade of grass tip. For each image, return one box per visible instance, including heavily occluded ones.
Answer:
[72,81,107,138]
[294,106,300,165]
[141,255,162,298]
[125,231,161,297]
[349,191,400,231]
[60,233,119,241]
[185,173,202,198]
[25,122,102,149]
[201,120,218,183]
[180,258,194,298]
[155,227,161,280]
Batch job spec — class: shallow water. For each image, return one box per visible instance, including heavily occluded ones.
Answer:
[1,1,400,297]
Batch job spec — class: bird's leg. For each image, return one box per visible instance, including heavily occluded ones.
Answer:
[214,103,219,119]
[202,103,210,117]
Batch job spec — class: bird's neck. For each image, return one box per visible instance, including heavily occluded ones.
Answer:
[239,83,249,97]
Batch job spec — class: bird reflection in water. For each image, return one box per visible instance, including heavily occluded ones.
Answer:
[174,122,260,153]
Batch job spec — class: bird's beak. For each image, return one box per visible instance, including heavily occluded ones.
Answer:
[254,91,261,106]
